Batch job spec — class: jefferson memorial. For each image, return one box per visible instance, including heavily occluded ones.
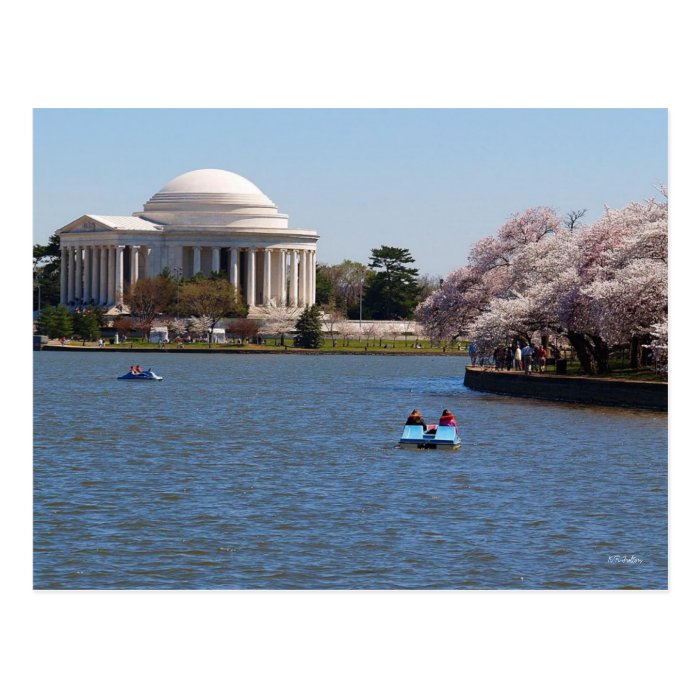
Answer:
[57,168,319,312]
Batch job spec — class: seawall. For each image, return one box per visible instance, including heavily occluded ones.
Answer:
[464,367,667,411]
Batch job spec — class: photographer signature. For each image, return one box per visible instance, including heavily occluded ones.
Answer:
[608,555,644,564]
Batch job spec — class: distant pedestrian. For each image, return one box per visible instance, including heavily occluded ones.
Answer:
[514,343,522,370]
[505,346,513,371]
[536,345,547,372]
[468,342,478,366]
[522,343,532,373]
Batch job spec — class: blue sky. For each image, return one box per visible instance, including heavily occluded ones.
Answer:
[33,108,667,278]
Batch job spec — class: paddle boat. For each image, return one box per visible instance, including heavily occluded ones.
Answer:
[398,424,461,450]
[117,368,163,381]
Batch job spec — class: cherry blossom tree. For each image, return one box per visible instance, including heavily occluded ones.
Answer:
[187,315,213,339]
[167,318,188,338]
[335,321,356,347]
[358,322,376,347]
[418,196,667,375]
[579,196,668,367]
[417,208,564,345]
[258,300,300,345]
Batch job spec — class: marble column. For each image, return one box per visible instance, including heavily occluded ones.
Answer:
[143,247,151,279]
[193,246,202,275]
[115,245,125,305]
[306,250,312,305]
[83,246,92,304]
[100,247,108,305]
[310,250,316,305]
[107,246,115,305]
[74,246,83,303]
[263,248,272,305]
[247,248,257,306]
[131,246,140,286]
[300,250,308,306]
[290,250,299,306]
[212,246,221,274]
[91,246,100,303]
[60,247,68,305]
[229,247,239,291]
[67,247,75,303]
[278,249,287,306]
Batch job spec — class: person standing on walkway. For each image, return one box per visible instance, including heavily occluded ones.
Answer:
[505,345,513,371]
[468,342,478,366]
[522,343,532,373]
[514,343,522,370]
[536,344,547,372]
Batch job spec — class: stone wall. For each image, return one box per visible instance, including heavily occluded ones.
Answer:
[464,368,667,411]
[33,335,49,350]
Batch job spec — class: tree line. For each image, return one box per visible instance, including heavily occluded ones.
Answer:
[315,245,438,320]
[33,241,439,334]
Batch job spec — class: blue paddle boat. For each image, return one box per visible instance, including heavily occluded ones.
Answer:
[117,368,163,381]
[398,424,461,450]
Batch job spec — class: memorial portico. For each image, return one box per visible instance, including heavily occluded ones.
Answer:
[57,169,319,314]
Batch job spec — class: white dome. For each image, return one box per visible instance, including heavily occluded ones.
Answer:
[137,168,289,228]
[159,169,266,197]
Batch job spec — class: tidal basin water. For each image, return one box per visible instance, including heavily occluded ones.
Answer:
[33,352,667,589]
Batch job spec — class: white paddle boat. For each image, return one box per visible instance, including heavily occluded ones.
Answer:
[398,424,461,450]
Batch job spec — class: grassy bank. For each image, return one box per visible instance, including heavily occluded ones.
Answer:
[43,337,466,356]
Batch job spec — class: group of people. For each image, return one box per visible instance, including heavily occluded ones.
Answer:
[129,365,144,375]
[405,408,458,433]
[492,342,549,373]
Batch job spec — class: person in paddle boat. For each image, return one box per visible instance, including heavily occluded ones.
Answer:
[405,409,428,431]
[439,409,458,430]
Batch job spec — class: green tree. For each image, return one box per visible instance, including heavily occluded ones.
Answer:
[33,233,62,308]
[363,245,420,319]
[315,265,335,306]
[37,305,73,339]
[294,304,324,348]
[315,260,373,318]
[72,309,100,341]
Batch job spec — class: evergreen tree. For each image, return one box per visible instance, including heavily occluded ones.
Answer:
[72,309,101,341]
[294,304,324,348]
[363,245,420,319]
[37,305,73,338]
[33,233,62,308]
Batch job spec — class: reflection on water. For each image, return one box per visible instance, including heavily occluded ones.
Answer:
[33,352,667,589]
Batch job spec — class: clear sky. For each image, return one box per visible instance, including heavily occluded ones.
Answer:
[33,108,667,278]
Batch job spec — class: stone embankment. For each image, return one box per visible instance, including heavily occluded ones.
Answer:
[464,367,667,411]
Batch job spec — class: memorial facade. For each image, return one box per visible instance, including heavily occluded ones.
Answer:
[56,168,319,312]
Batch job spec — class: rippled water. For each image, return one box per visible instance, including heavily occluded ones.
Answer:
[33,352,667,589]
